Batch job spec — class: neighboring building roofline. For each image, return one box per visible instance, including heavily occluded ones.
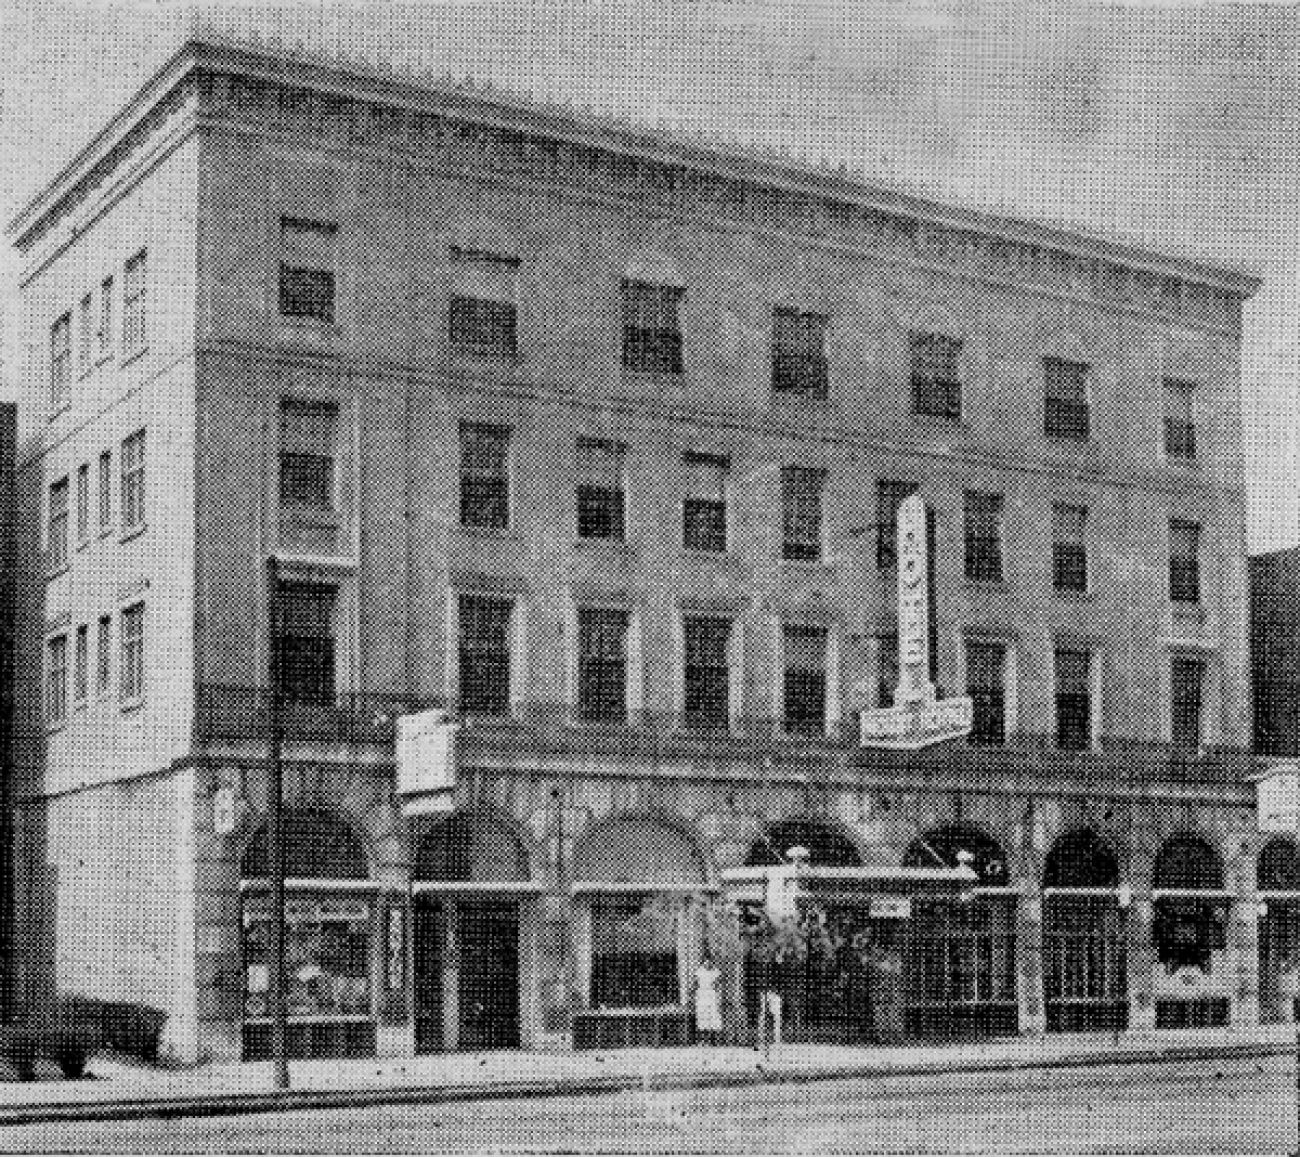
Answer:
[9,37,1263,298]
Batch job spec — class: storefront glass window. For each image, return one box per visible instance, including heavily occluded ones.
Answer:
[590,894,679,1009]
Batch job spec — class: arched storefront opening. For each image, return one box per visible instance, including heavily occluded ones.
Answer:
[1042,830,1127,1033]
[239,808,376,1061]
[571,817,709,1049]
[902,826,1017,1040]
[1152,834,1229,1028]
[1258,838,1300,1024]
[411,812,534,1054]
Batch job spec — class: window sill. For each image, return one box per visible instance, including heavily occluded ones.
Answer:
[456,522,518,542]
[574,534,632,551]
[910,411,966,429]
[964,577,1007,591]
[771,390,831,409]
[119,523,147,545]
[120,344,148,369]
[1053,587,1094,602]
[119,696,145,714]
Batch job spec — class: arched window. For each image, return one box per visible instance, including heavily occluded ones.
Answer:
[1259,838,1300,893]
[904,825,1009,887]
[1044,830,1120,889]
[413,812,529,882]
[1153,835,1224,892]
[241,808,368,879]
[744,819,862,868]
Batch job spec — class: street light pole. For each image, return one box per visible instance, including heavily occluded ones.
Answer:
[266,556,289,1091]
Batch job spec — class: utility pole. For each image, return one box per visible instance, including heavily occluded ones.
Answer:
[266,556,289,1090]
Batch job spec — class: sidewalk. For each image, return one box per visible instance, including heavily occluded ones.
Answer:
[0,1025,1293,1127]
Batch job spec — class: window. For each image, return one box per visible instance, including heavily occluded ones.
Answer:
[459,422,510,530]
[96,615,111,698]
[50,313,71,410]
[1044,357,1090,441]
[966,640,1006,744]
[458,594,512,716]
[1169,519,1201,604]
[47,477,69,573]
[876,633,899,708]
[120,603,145,703]
[1171,656,1205,750]
[683,616,730,731]
[682,453,727,553]
[781,466,825,562]
[75,464,90,547]
[1052,503,1088,593]
[73,624,89,707]
[279,219,336,324]
[45,635,67,726]
[1055,647,1092,751]
[910,332,962,419]
[964,491,1004,583]
[97,451,112,532]
[97,276,113,359]
[120,430,146,532]
[621,280,683,374]
[576,439,625,541]
[123,249,147,356]
[876,480,919,569]
[772,308,828,399]
[1164,379,1196,460]
[577,607,628,723]
[783,624,827,736]
[77,294,92,377]
[279,400,337,512]
[273,582,336,705]
[590,894,679,1009]
[448,248,518,356]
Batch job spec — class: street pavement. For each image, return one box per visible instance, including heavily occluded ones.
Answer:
[0,1054,1291,1154]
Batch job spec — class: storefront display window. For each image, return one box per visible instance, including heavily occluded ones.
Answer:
[590,893,679,1009]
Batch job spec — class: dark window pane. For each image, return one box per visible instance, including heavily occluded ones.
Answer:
[1171,657,1204,749]
[1053,544,1088,592]
[683,500,726,552]
[590,896,678,1008]
[964,492,1003,582]
[1164,418,1197,459]
[783,625,826,734]
[459,595,512,715]
[1045,397,1090,441]
[967,641,1006,744]
[280,453,333,510]
[876,480,918,569]
[578,608,628,722]
[1170,520,1201,603]
[910,333,962,419]
[877,634,899,708]
[684,617,730,730]
[622,281,683,374]
[1055,649,1091,750]
[279,267,335,324]
[772,309,829,399]
[782,467,824,561]
[275,582,336,704]
[449,296,517,355]
[577,487,625,540]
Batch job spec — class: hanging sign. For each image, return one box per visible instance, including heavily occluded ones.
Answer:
[1257,764,1300,834]
[396,709,458,815]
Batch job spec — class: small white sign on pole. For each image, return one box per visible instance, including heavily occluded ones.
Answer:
[1258,765,1300,834]
[396,709,459,815]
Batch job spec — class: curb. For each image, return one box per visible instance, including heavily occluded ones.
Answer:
[0,1041,1290,1128]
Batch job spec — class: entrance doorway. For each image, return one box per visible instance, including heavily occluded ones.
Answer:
[1258,838,1300,1023]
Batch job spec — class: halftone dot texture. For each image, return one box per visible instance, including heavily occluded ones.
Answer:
[4,1,1298,1152]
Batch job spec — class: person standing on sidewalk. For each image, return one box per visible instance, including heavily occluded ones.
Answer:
[694,953,724,1045]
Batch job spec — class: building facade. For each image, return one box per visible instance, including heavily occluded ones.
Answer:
[8,41,1264,1063]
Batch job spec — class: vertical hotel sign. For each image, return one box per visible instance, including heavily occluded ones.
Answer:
[860,495,973,749]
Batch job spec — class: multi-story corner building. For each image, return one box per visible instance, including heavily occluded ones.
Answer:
[8,40,1262,1063]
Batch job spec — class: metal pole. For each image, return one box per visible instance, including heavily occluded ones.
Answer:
[267,556,289,1091]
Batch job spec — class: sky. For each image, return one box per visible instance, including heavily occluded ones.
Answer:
[0,0,1297,548]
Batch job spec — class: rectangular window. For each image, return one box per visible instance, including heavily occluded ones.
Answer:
[1043,357,1090,441]
[77,294,92,377]
[459,422,510,530]
[1055,647,1092,751]
[273,582,335,705]
[97,276,113,359]
[448,248,518,356]
[75,464,90,546]
[97,451,112,532]
[964,491,1004,583]
[966,640,1006,744]
[120,603,145,703]
[120,429,146,532]
[783,624,827,736]
[73,624,89,707]
[1169,519,1201,604]
[876,633,899,708]
[781,466,825,562]
[278,399,337,512]
[1164,379,1197,460]
[576,439,626,541]
[910,332,962,419]
[621,280,683,374]
[47,477,69,573]
[771,308,828,399]
[123,249,147,356]
[1171,656,1205,750]
[682,453,727,553]
[279,219,336,324]
[577,607,628,723]
[96,615,111,697]
[683,616,731,731]
[50,313,71,410]
[1052,503,1088,593]
[458,594,512,717]
[45,635,67,726]
[590,894,679,1009]
[875,480,919,569]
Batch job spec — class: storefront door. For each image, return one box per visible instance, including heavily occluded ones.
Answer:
[458,901,520,1050]
[412,900,445,1054]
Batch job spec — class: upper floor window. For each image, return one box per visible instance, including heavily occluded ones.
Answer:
[909,332,962,420]
[75,464,90,547]
[448,248,518,356]
[783,623,827,736]
[781,466,825,562]
[50,313,71,410]
[273,581,335,705]
[682,453,727,553]
[1169,518,1201,605]
[576,438,626,541]
[96,615,111,698]
[460,422,510,530]
[120,602,145,703]
[73,624,89,707]
[875,480,919,570]
[966,639,1007,745]
[964,490,1004,583]
[621,280,683,374]
[772,308,828,400]
[279,400,337,513]
[1171,655,1205,750]
[1044,357,1090,441]
[97,451,112,533]
[279,219,336,324]
[97,276,113,359]
[121,429,146,532]
[45,634,67,726]
[77,294,93,377]
[123,249,147,356]
[1163,379,1197,460]
[683,615,731,731]
[458,594,512,717]
[1054,646,1092,751]
[47,477,69,573]
[577,607,628,723]
[1052,503,1088,593]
